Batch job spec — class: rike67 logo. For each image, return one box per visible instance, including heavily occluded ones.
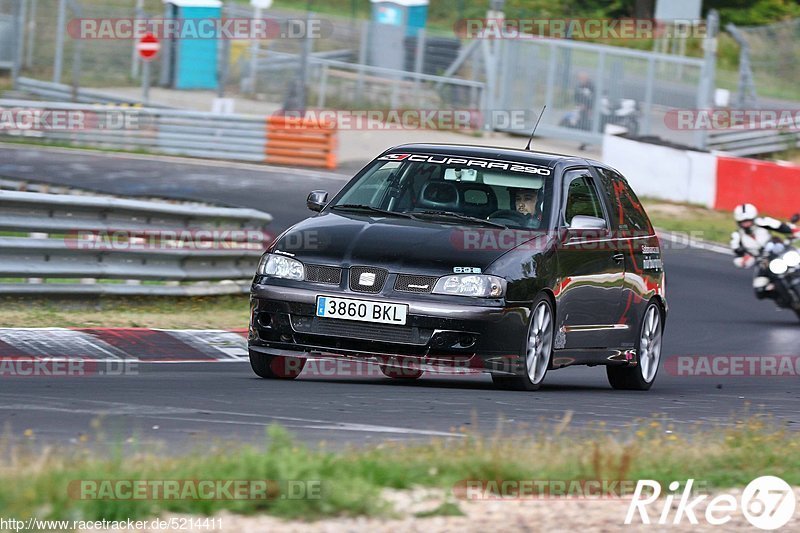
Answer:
[626,476,796,530]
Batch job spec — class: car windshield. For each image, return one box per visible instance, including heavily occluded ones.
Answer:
[330,154,553,230]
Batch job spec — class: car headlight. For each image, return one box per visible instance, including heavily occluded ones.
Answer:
[783,250,800,268]
[432,274,505,297]
[769,258,788,275]
[257,253,305,280]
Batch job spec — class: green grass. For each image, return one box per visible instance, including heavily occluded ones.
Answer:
[642,198,737,245]
[0,136,158,157]
[0,295,249,329]
[0,416,797,523]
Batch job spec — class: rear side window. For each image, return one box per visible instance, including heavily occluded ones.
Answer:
[595,167,653,235]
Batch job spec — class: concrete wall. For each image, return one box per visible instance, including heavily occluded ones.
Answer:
[601,135,718,207]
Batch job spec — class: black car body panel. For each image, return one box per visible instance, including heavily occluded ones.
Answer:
[249,143,667,378]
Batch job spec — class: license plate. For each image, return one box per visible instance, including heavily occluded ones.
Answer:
[315,296,408,325]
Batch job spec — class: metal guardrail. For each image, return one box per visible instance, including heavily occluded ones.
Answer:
[15,77,170,107]
[0,98,268,162]
[0,190,272,296]
[707,128,800,157]
[248,49,355,75]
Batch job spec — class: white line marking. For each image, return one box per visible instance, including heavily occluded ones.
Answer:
[0,394,462,437]
[154,415,463,437]
[657,229,732,255]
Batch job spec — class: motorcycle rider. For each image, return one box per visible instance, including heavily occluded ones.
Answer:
[730,203,799,298]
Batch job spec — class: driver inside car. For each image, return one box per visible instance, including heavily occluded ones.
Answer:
[514,188,542,228]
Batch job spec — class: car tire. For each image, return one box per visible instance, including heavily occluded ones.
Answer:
[249,350,305,379]
[492,294,555,391]
[607,302,663,391]
[380,365,423,380]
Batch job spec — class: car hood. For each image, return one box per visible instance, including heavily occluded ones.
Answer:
[270,211,549,275]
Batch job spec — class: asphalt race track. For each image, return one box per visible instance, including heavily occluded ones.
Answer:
[1,145,799,448]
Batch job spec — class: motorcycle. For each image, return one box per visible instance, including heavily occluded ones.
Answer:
[756,228,800,323]
[600,97,641,136]
[559,97,641,136]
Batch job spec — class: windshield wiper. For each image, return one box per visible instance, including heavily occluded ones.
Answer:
[415,210,507,229]
[331,204,417,219]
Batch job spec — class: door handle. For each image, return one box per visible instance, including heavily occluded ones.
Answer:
[613,253,625,263]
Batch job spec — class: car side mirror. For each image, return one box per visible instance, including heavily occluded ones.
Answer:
[307,190,328,212]
[567,215,608,241]
[569,215,607,231]
[791,213,799,224]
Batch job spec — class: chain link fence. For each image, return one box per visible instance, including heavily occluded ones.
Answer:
[736,18,799,104]
[0,0,17,70]
[7,0,727,149]
[492,37,706,147]
[14,1,467,109]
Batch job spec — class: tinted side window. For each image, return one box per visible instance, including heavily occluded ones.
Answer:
[563,171,604,224]
[595,167,653,234]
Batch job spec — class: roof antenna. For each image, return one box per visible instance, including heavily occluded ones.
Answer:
[525,105,547,151]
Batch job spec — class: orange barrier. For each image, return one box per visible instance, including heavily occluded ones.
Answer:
[265,116,337,170]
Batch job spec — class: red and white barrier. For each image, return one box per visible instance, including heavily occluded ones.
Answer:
[602,135,800,218]
[715,157,800,219]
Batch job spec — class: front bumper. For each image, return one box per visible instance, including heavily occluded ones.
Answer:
[248,282,530,374]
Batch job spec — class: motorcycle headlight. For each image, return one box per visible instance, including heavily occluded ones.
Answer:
[257,253,305,280]
[769,258,788,275]
[432,274,505,298]
[783,250,800,268]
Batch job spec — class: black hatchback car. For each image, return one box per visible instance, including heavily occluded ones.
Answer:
[248,144,667,391]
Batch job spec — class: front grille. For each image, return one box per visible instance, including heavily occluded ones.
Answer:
[290,315,432,345]
[305,264,342,285]
[395,274,438,293]
[349,266,388,293]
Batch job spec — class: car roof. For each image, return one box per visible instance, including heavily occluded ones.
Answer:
[385,143,602,169]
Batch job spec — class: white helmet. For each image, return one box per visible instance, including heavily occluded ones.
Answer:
[734,203,758,222]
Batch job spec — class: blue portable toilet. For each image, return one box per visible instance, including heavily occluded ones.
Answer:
[370,0,429,37]
[161,0,221,90]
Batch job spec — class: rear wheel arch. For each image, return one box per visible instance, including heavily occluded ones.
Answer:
[650,295,667,327]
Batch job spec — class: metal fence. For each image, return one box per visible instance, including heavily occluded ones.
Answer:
[0,12,12,70]
[8,1,722,149]
[488,36,709,147]
[0,189,272,296]
[736,19,799,106]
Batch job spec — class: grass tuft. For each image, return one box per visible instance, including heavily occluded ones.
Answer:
[0,415,797,522]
